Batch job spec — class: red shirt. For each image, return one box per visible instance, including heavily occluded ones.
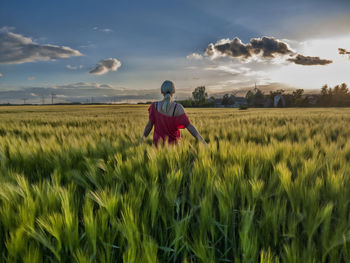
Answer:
[148,102,190,145]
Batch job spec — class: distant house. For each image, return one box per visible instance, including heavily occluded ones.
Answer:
[274,94,286,107]
[213,98,225,107]
[230,97,248,108]
[306,95,318,105]
[264,98,273,108]
[214,97,248,108]
[251,97,266,107]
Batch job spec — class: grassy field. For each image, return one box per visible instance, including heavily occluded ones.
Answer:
[1,105,350,262]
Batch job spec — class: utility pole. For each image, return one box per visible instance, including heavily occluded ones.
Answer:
[51,93,56,104]
[23,98,27,105]
[41,94,45,105]
[253,82,258,93]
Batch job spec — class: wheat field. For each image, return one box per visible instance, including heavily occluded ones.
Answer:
[0,105,350,262]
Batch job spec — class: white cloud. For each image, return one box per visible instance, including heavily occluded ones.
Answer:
[89,58,121,75]
[204,65,241,75]
[52,82,125,91]
[66,64,83,70]
[92,27,113,33]
[186,53,203,60]
[0,30,82,64]
[0,26,15,33]
[66,65,77,70]
[101,28,113,33]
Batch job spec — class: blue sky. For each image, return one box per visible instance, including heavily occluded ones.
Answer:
[0,0,350,103]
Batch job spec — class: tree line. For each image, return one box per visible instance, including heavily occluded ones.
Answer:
[178,83,350,107]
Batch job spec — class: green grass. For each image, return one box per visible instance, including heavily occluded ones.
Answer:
[0,105,350,262]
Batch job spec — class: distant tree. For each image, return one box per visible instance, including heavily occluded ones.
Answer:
[321,84,328,96]
[320,83,349,106]
[292,89,304,106]
[254,88,265,99]
[320,84,331,106]
[246,88,265,106]
[209,96,216,102]
[332,83,349,106]
[340,83,348,94]
[192,86,208,104]
[222,94,235,105]
[269,89,285,99]
[292,89,304,99]
[180,99,194,107]
[222,94,230,105]
[245,90,254,105]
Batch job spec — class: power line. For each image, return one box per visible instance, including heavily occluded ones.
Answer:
[51,93,56,104]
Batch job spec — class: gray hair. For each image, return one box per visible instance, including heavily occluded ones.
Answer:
[161,80,175,112]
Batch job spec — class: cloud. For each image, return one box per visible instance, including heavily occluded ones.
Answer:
[0,30,82,64]
[55,94,67,98]
[186,53,203,60]
[52,82,125,91]
[101,29,113,33]
[205,36,294,60]
[287,54,333,65]
[66,64,83,70]
[0,82,127,103]
[79,42,96,49]
[0,82,181,104]
[92,27,113,33]
[89,58,121,75]
[338,48,350,59]
[204,65,242,75]
[0,26,15,33]
[201,35,334,66]
[338,48,350,55]
[0,72,2,78]
[28,77,35,80]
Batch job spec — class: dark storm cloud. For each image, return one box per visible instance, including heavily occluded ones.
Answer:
[0,29,82,64]
[205,36,293,59]
[338,48,350,59]
[250,37,292,57]
[203,35,333,66]
[287,54,333,65]
[338,48,350,55]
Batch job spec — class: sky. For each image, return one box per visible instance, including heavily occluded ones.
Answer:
[0,0,350,103]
